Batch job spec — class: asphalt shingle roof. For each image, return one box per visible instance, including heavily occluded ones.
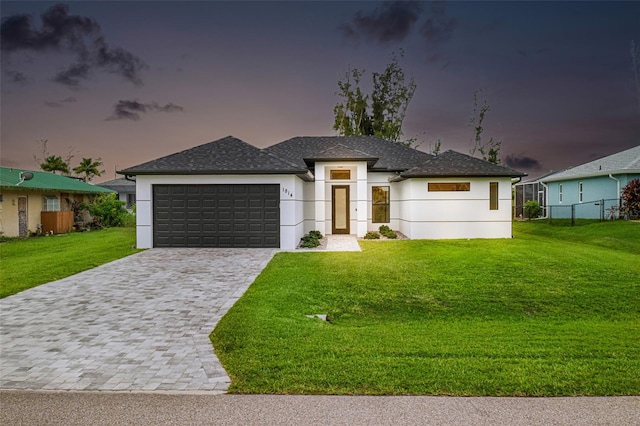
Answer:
[0,167,114,193]
[96,177,136,193]
[542,145,640,182]
[401,150,526,178]
[117,135,527,178]
[119,136,306,175]
[264,136,434,171]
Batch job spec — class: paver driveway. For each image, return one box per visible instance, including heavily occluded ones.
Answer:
[0,248,276,392]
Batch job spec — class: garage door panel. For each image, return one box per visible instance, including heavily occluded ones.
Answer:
[153,184,279,248]
[233,223,248,232]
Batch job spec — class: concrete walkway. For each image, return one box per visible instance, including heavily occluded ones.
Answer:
[325,234,361,251]
[0,248,276,392]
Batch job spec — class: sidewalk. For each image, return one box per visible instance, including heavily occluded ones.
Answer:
[2,391,638,425]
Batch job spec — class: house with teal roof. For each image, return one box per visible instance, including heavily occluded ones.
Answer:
[0,167,113,237]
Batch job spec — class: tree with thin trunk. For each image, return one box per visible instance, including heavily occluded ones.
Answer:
[468,89,502,164]
[333,50,417,146]
[73,157,104,182]
[40,155,70,175]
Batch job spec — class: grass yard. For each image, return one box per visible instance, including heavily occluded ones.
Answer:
[211,220,640,396]
[0,227,140,298]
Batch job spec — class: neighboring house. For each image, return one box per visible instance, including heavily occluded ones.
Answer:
[541,145,640,219]
[0,167,114,237]
[97,177,136,209]
[120,136,525,249]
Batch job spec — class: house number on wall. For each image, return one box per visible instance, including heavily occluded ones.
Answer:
[282,187,293,198]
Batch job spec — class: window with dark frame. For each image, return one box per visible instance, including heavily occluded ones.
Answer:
[490,182,499,210]
[428,182,471,191]
[372,186,390,223]
[330,170,351,180]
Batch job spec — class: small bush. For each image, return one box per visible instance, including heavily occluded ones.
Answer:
[378,225,397,239]
[364,231,381,239]
[384,230,398,239]
[308,230,323,240]
[299,230,323,248]
[524,200,542,220]
[88,193,129,227]
[621,178,640,218]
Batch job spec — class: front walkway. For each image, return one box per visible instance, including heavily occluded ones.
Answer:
[0,248,276,392]
[325,234,361,251]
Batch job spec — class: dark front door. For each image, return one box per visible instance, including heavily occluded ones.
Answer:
[18,196,27,237]
[153,184,280,248]
[331,185,350,234]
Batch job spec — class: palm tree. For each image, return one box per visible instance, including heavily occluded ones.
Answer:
[73,157,104,182]
[40,155,70,175]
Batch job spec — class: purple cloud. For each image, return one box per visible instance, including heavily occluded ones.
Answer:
[1,3,146,87]
[107,100,185,121]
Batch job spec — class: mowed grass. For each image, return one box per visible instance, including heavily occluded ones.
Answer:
[0,227,140,298]
[211,221,640,396]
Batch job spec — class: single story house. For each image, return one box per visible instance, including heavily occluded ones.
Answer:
[0,167,114,237]
[119,136,526,249]
[97,177,136,209]
[541,145,640,219]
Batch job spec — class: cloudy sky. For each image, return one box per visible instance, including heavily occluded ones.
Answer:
[1,1,638,181]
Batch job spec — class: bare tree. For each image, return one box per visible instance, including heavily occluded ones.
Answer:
[468,90,502,164]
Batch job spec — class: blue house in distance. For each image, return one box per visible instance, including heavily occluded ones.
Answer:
[541,145,640,219]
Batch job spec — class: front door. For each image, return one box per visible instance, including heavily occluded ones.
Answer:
[331,185,350,234]
[18,196,27,237]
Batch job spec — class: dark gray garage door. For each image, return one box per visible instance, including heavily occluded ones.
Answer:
[153,184,280,248]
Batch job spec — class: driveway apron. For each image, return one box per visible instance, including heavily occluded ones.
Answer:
[0,248,276,392]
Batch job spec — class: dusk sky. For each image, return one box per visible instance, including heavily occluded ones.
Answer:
[1,1,638,181]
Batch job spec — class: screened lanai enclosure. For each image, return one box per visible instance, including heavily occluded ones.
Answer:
[513,179,547,219]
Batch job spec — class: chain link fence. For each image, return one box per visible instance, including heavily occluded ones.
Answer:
[547,198,621,226]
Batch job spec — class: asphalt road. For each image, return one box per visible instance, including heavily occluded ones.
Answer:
[2,391,639,425]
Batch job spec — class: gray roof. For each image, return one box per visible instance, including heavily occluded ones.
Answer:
[264,136,433,171]
[97,177,135,193]
[119,136,305,175]
[542,145,640,182]
[401,150,526,178]
[118,135,527,179]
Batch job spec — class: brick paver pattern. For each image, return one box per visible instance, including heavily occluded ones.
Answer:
[0,248,276,392]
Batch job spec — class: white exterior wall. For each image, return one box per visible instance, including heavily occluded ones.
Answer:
[135,174,304,249]
[400,177,513,239]
[134,172,515,248]
[302,181,316,234]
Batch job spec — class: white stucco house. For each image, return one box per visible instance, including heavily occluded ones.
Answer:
[119,136,525,249]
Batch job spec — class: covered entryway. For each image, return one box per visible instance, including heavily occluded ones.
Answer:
[153,184,280,248]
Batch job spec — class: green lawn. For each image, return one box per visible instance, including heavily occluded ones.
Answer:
[211,220,640,396]
[0,227,140,298]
